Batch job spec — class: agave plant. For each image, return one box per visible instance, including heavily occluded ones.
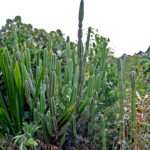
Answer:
[0,48,25,134]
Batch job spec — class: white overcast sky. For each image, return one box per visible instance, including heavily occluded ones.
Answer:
[0,0,150,56]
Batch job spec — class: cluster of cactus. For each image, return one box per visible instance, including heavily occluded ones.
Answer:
[0,0,111,148]
[0,0,149,149]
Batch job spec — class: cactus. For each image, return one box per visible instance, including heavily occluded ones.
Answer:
[101,114,107,150]
[76,0,84,114]
[117,58,126,147]
[1,0,148,149]
[130,71,137,148]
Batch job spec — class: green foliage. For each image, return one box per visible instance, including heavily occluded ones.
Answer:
[0,0,149,149]
[13,123,39,150]
[0,49,24,134]
[123,55,150,95]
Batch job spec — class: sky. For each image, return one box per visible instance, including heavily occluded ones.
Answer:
[0,0,150,56]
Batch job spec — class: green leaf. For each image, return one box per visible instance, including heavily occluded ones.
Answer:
[14,62,22,89]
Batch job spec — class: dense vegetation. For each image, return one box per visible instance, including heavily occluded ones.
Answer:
[0,0,149,149]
